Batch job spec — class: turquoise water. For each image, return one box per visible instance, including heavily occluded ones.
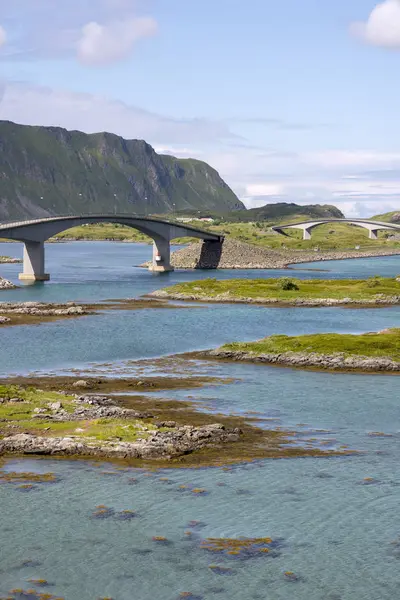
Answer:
[0,242,400,600]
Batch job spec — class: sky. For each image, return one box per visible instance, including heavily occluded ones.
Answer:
[1,0,400,217]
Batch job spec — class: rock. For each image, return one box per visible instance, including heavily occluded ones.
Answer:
[155,421,177,428]
[33,408,48,415]
[0,277,16,289]
[72,380,91,389]
[48,401,63,411]
[207,349,400,372]
[0,424,241,459]
[144,238,400,271]
[75,395,114,406]
[0,316,11,324]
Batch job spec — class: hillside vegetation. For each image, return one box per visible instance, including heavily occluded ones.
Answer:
[0,120,244,220]
[372,211,400,224]
[52,218,400,250]
[220,329,400,361]
[158,276,400,302]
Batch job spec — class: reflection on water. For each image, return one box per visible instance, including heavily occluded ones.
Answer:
[0,243,400,599]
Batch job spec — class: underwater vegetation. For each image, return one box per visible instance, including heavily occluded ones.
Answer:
[0,472,57,484]
[90,506,137,520]
[200,537,279,560]
[284,571,302,582]
[152,536,171,545]
[7,591,64,600]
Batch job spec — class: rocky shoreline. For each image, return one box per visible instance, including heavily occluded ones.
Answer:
[0,390,241,460]
[0,301,89,316]
[0,256,22,264]
[151,290,400,307]
[166,239,400,269]
[0,277,17,290]
[203,348,400,373]
[0,425,240,460]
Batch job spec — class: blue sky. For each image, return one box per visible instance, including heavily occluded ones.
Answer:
[1,0,400,216]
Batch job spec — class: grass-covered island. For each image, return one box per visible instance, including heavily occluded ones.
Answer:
[152,276,400,306]
[0,376,349,466]
[202,329,400,373]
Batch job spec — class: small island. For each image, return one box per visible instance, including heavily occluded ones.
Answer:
[0,376,345,465]
[152,276,400,306]
[0,256,22,264]
[202,328,400,373]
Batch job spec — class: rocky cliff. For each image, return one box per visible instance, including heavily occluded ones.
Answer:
[0,120,244,219]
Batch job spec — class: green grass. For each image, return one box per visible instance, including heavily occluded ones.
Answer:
[161,276,400,302]
[0,386,155,442]
[83,419,155,442]
[221,329,400,360]
[372,211,400,223]
[53,223,193,245]
[52,218,400,251]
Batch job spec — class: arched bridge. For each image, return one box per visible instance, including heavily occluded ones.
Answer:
[272,218,400,241]
[0,215,224,282]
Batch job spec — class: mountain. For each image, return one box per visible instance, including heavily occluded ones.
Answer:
[0,121,244,220]
[372,211,400,223]
[224,202,344,223]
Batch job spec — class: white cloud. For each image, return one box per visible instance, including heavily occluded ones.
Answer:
[0,81,239,145]
[77,16,157,65]
[302,150,400,169]
[1,81,400,219]
[245,183,285,197]
[0,25,6,47]
[351,0,400,49]
[0,0,158,64]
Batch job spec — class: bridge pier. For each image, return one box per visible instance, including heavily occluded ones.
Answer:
[149,237,174,272]
[303,227,312,240]
[369,229,378,240]
[19,241,50,282]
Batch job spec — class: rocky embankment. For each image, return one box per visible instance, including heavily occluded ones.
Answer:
[0,256,21,264]
[151,290,400,307]
[0,277,16,290]
[168,239,400,269]
[205,348,400,373]
[0,392,241,460]
[0,301,88,316]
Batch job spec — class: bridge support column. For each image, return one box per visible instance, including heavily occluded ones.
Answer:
[369,229,378,240]
[149,237,174,272]
[19,241,50,282]
[303,227,312,240]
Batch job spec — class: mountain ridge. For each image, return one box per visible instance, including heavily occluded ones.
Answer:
[0,120,244,220]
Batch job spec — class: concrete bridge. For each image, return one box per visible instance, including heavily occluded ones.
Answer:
[272,218,400,241]
[0,215,223,282]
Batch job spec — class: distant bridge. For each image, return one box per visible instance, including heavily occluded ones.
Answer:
[272,218,400,241]
[0,215,223,282]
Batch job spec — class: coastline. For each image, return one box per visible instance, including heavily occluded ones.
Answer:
[168,239,400,270]
[0,375,345,466]
[151,290,400,307]
[200,348,400,374]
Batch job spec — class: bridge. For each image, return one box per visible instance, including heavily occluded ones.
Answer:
[0,215,224,282]
[272,218,400,241]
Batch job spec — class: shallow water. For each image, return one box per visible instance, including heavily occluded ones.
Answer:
[0,242,400,600]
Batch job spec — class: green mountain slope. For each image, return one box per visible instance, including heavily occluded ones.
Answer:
[372,211,400,223]
[225,202,344,223]
[0,120,244,220]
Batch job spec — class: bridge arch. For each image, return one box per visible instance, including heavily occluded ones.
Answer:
[0,215,223,282]
[272,218,400,241]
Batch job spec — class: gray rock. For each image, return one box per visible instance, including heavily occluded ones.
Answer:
[72,380,91,389]
[0,424,241,459]
[48,401,63,411]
